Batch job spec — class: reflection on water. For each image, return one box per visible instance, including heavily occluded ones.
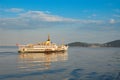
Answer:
[18,52,68,71]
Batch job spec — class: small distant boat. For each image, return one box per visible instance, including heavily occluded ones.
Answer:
[17,35,68,53]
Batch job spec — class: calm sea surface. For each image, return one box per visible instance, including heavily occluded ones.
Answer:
[0,46,120,80]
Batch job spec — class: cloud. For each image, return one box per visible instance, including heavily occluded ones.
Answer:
[113,14,120,18]
[109,18,120,24]
[19,11,85,23]
[92,14,97,17]
[109,19,115,24]
[5,8,24,13]
[19,11,72,22]
[0,10,102,30]
[114,9,120,13]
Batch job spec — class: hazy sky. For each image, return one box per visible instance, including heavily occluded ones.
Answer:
[0,0,120,45]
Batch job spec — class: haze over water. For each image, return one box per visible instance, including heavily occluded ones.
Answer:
[0,46,120,80]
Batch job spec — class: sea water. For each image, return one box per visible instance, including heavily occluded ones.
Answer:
[0,46,120,80]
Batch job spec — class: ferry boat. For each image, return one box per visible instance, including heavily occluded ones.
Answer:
[17,35,68,53]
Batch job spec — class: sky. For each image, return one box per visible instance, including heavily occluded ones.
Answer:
[0,0,120,45]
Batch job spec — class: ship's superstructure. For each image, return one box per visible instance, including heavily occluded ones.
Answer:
[17,35,68,53]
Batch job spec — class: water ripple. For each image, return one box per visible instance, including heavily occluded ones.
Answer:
[0,68,66,80]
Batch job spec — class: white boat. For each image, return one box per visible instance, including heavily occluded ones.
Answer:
[17,35,68,53]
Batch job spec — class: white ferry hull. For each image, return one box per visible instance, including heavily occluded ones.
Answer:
[18,46,68,53]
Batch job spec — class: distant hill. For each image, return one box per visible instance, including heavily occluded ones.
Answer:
[103,40,120,47]
[68,42,90,47]
[68,40,120,47]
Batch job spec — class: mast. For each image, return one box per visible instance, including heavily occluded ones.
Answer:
[47,34,50,41]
